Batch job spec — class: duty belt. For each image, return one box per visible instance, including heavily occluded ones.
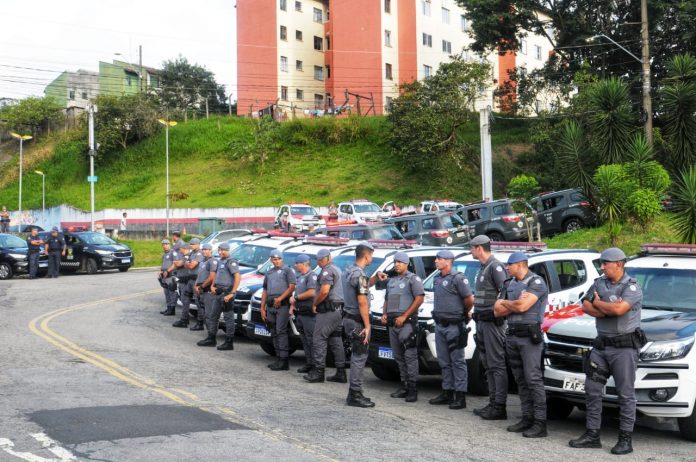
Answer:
[316,301,343,313]
[432,313,466,327]
[216,286,232,294]
[386,312,416,327]
[507,323,540,337]
[342,311,363,324]
[593,329,647,350]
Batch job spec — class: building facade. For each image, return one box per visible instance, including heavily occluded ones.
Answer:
[44,69,99,109]
[236,0,554,117]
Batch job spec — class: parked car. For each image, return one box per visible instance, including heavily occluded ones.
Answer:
[529,188,596,235]
[317,224,405,241]
[201,229,251,247]
[386,212,469,246]
[455,198,536,242]
[0,233,48,279]
[337,200,386,224]
[420,199,464,213]
[274,202,325,231]
[36,230,133,274]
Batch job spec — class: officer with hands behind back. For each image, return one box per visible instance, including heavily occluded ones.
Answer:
[210,242,241,351]
[292,254,319,374]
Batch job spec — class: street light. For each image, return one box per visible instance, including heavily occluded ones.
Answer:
[34,170,45,226]
[157,118,177,236]
[10,132,33,232]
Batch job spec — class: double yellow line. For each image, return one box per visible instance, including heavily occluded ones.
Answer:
[28,290,339,462]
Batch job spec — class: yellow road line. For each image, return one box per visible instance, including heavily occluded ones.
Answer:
[27,290,340,462]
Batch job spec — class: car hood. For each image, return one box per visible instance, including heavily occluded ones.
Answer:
[91,244,131,251]
[3,247,28,255]
[546,309,696,341]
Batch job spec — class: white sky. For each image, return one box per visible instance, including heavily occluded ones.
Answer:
[0,0,237,100]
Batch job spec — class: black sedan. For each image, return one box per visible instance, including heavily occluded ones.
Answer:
[0,233,48,279]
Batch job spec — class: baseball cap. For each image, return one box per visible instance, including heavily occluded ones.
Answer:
[295,254,310,264]
[470,235,490,246]
[270,249,283,259]
[393,252,409,264]
[317,248,331,259]
[507,251,528,264]
[218,242,230,251]
[436,249,455,259]
[190,238,201,245]
[201,243,213,250]
[161,239,170,244]
[600,247,627,262]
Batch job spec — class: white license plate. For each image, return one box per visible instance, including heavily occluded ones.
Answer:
[254,325,271,337]
[121,258,131,263]
[563,377,585,393]
[378,347,394,360]
[39,262,48,268]
[456,232,465,237]
[67,255,73,260]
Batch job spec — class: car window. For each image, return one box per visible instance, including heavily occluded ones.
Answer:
[492,205,506,216]
[331,255,384,277]
[592,258,602,274]
[79,233,117,245]
[354,203,381,213]
[529,262,552,290]
[290,206,317,215]
[395,220,416,234]
[423,260,481,290]
[420,256,437,276]
[570,192,586,202]
[351,230,367,240]
[369,226,404,240]
[0,234,27,248]
[340,205,351,214]
[230,244,274,268]
[422,204,431,212]
[541,195,565,210]
[467,207,487,221]
[554,259,587,290]
[442,214,465,228]
[422,218,437,230]
[627,267,696,311]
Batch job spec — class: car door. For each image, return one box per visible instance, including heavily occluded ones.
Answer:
[540,257,592,309]
[275,206,287,227]
[393,219,417,241]
[464,206,488,237]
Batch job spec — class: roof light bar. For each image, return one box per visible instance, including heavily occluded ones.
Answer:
[640,243,696,255]
[367,239,417,249]
[491,241,548,251]
[304,236,351,246]
[267,231,306,238]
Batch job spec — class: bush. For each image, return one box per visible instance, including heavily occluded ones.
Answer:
[625,189,662,230]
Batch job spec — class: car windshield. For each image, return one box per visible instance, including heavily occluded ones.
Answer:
[331,255,385,277]
[423,260,482,291]
[79,233,117,245]
[230,244,274,268]
[370,226,404,240]
[626,267,696,312]
[0,234,27,248]
[290,206,318,216]
[353,203,381,213]
[442,214,465,228]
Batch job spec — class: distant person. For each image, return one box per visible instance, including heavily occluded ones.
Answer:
[172,231,182,250]
[0,206,10,233]
[328,202,338,222]
[119,212,127,237]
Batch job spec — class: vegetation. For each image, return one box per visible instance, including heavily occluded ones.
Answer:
[0,96,63,136]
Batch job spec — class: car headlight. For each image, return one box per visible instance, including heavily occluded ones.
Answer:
[640,336,695,362]
[9,253,26,259]
[237,286,251,294]
[95,249,112,255]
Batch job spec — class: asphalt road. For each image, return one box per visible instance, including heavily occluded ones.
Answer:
[0,270,694,461]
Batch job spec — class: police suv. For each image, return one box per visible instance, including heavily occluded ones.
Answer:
[275,202,325,231]
[544,244,696,441]
[337,200,388,224]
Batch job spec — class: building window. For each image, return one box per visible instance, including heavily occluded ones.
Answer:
[296,30,303,41]
[520,39,527,55]
[385,96,393,113]
[422,33,432,47]
[422,0,431,16]
[534,44,542,60]
[314,93,324,108]
[326,93,333,107]
[423,65,432,77]
[442,40,452,54]
[313,7,323,23]
[384,0,391,13]
[280,0,286,11]
[280,25,287,40]
[296,89,304,100]
[69,90,75,100]
[442,7,450,24]
[385,63,393,80]
[296,60,303,71]
[314,36,323,51]
[126,76,132,86]
[281,86,288,101]
[280,56,288,72]
[295,1,302,12]
[461,15,469,31]
[326,64,331,78]
[81,91,88,100]
[326,36,330,50]
[314,65,324,81]
[384,29,392,47]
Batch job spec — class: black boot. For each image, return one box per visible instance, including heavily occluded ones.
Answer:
[346,389,375,408]
[268,359,281,369]
[297,364,314,374]
[197,335,216,347]
[404,382,418,403]
[480,403,507,420]
[217,337,234,350]
[523,420,548,438]
[569,429,602,448]
[172,319,189,328]
[473,401,493,417]
[610,431,633,455]
[390,383,408,398]
[303,367,325,383]
[269,358,289,371]
[326,368,347,383]
[507,416,534,433]
[160,306,175,316]
[429,389,453,405]
[449,391,466,409]
[190,321,205,331]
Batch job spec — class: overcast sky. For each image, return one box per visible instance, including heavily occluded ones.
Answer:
[0,0,237,100]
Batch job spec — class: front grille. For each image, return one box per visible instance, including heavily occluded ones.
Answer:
[370,326,390,345]
[113,251,132,258]
[250,309,263,324]
[545,333,593,373]
[234,300,250,314]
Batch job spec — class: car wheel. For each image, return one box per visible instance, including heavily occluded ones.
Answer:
[118,267,129,272]
[467,348,490,396]
[563,217,584,233]
[486,231,504,242]
[0,262,13,280]
[370,364,400,381]
[85,258,98,275]
[546,397,575,420]
[260,342,276,356]
[678,405,696,441]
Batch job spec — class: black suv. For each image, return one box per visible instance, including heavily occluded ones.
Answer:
[385,212,469,246]
[0,233,48,279]
[37,231,133,274]
[316,224,405,241]
[529,188,596,235]
[455,199,536,241]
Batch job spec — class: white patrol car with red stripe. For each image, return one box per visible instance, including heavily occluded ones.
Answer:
[275,202,325,232]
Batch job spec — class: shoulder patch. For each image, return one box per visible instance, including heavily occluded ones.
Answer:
[630,285,637,291]
[322,271,328,276]
[463,278,469,285]
[496,266,503,272]
[534,278,542,284]
[311,275,317,280]
[442,280,449,287]
[415,276,421,282]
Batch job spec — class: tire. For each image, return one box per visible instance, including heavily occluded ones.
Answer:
[546,397,575,420]
[85,258,98,275]
[678,406,696,441]
[486,231,504,242]
[0,262,13,280]
[370,364,400,381]
[467,348,490,396]
[259,342,295,357]
[118,267,129,272]
[563,217,584,233]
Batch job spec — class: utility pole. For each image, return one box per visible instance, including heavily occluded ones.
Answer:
[229,93,233,116]
[640,0,653,145]
[479,106,493,202]
[139,45,144,93]
[88,104,97,231]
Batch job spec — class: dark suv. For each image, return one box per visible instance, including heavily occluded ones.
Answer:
[316,224,405,241]
[455,199,536,241]
[37,231,133,274]
[0,233,48,279]
[385,212,469,246]
[530,188,596,235]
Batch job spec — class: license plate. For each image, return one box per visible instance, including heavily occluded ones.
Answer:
[39,262,48,268]
[67,255,73,260]
[254,324,271,337]
[563,377,585,393]
[456,232,465,237]
[378,347,394,360]
[122,258,131,263]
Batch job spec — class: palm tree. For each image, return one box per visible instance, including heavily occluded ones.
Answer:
[661,54,696,172]
[587,78,636,165]
[671,166,696,244]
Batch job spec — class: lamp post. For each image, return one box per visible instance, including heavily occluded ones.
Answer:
[10,132,33,232]
[157,118,177,236]
[34,170,45,226]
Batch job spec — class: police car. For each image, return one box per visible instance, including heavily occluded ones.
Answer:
[420,199,464,213]
[544,244,696,441]
[37,230,133,274]
[275,202,325,231]
[337,199,388,224]
[368,242,601,393]
[0,233,48,279]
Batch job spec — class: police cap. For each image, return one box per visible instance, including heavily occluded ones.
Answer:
[357,241,374,251]
[270,249,283,259]
[201,243,213,250]
[218,242,231,251]
[180,242,191,250]
[190,238,201,245]
[51,226,59,232]
[507,251,528,264]
[161,239,170,245]
[316,248,331,259]
[436,249,455,260]
[393,252,409,264]
[295,254,310,264]
[600,247,627,262]
[469,235,490,246]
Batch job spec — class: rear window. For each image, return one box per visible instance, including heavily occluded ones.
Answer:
[570,192,587,202]
[369,226,404,240]
[332,255,384,277]
[230,244,274,268]
[492,203,513,216]
[290,206,318,216]
[441,214,465,228]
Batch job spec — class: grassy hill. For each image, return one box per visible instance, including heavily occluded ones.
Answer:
[0,115,533,210]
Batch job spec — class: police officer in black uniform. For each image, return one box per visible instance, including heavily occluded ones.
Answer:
[261,249,297,371]
[210,242,241,351]
[158,239,178,315]
[470,235,509,420]
[44,227,66,278]
[569,247,644,455]
[292,254,319,374]
[381,251,424,402]
[26,228,44,279]
[494,251,549,438]
[196,243,219,347]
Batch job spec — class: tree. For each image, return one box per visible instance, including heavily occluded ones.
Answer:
[587,78,636,165]
[388,56,492,171]
[508,174,540,240]
[158,56,226,121]
[671,166,696,244]
[0,97,63,135]
[660,54,696,172]
[553,119,596,202]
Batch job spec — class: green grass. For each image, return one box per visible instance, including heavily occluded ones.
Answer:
[118,239,162,268]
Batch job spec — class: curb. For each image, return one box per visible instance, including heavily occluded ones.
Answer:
[130,266,160,272]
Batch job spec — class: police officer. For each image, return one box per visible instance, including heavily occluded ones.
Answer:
[195,243,219,347]
[569,248,644,455]
[494,251,549,438]
[381,251,424,403]
[173,239,205,329]
[172,242,192,327]
[158,239,178,315]
[429,249,474,410]
[470,235,509,420]
[171,231,182,250]
[261,250,297,371]
[304,248,346,384]
[210,242,241,351]
[291,254,319,374]
[187,238,206,331]
[26,228,44,279]
[44,227,66,278]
